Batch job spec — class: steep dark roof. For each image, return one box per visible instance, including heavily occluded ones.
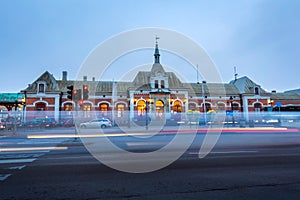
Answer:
[23,71,60,93]
[230,76,268,95]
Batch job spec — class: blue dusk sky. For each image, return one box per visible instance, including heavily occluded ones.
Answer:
[0,0,300,93]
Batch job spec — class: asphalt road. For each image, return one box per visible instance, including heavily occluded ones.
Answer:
[1,127,300,200]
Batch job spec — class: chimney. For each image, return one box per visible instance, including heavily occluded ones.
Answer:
[62,71,67,81]
[83,76,87,81]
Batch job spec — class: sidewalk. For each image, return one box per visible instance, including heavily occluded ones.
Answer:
[0,127,77,138]
[1,123,299,139]
[280,121,300,129]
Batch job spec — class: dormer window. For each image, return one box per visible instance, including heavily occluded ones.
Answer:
[161,80,165,89]
[254,87,259,95]
[155,80,159,88]
[38,83,45,93]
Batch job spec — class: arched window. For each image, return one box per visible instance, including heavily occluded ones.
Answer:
[232,103,239,111]
[137,101,146,116]
[161,80,165,89]
[156,100,164,118]
[64,103,73,111]
[188,103,196,111]
[173,100,182,113]
[117,104,125,117]
[217,102,226,111]
[255,87,260,95]
[254,103,262,112]
[35,102,46,111]
[83,103,91,111]
[100,103,108,116]
[38,84,45,93]
[155,80,159,88]
[203,103,211,112]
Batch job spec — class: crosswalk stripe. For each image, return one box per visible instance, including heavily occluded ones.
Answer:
[0,150,50,155]
[6,165,26,170]
[0,153,44,160]
[0,174,11,181]
[0,158,36,164]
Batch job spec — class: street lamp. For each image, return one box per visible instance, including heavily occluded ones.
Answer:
[22,91,27,123]
[269,99,274,111]
[229,96,235,126]
[145,101,150,130]
[202,81,207,124]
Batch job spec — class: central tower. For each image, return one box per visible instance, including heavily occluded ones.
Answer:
[149,37,170,120]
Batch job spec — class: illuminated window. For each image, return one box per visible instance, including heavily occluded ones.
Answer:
[173,100,182,113]
[64,103,73,111]
[83,103,91,111]
[100,103,108,116]
[137,101,146,116]
[117,104,125,117]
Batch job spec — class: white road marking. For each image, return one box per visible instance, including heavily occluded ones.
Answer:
[211,150,259,154]
[0,150,50,154]
[126,142,165,146]
[0,174,11,181]
[0,158,36,164]
[0,146,68,152]
[189,150,258,155]
[0,153,45,159]
[0,145,56,182]
[6,165,26,170]
[17,141,62,144]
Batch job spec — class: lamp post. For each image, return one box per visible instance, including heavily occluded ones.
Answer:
[202,81,207,124]
[59,92,63,123]
[230,96,235,126]
[22,91,27,123]
[269,99,274,111]
[145,101,149,130]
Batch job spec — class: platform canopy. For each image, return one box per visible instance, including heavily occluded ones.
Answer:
[0,93,24,103]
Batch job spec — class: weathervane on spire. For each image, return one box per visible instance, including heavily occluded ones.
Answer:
[155,35,160,44]
[234,66,238,81]
[154,35,160,63]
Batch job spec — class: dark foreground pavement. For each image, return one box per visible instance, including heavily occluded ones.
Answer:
[1,139,300,200]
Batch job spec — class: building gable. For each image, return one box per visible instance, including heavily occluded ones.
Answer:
[24,71,60,93]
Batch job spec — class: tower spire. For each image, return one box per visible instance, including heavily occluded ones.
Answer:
[154,36,160,63]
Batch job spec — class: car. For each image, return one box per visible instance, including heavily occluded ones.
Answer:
[0,118,5,130]
[43,118,57,128]
[23,119,42,128]
[80,118,112,129]
[22,118,57,128]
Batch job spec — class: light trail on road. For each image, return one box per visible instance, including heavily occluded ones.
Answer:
[26,127,299,140]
